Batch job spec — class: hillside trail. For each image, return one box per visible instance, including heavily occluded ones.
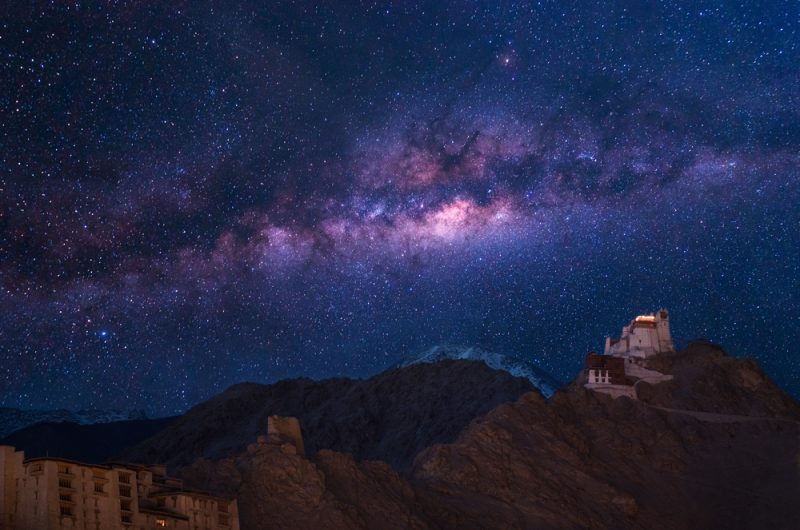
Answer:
[649,405,800,425]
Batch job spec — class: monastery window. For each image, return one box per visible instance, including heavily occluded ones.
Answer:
[121,513,132,525]
[119,472,131,484]
[59,493,73,502]
[29,463,43,474]
[59,478,72,489]
[120,499,132,512]
[155,519,168,527]
[119,485,132,497]
[94,482,105,493]
[218,501,229,513]
[60,504,74,517]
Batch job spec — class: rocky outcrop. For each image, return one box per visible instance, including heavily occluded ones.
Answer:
[177,342,800,530]
[411,386,800,529]
[122,360,535,471]
[179,440,432,530]
[637,340,800,418]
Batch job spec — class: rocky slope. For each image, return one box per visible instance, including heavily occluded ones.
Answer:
[0,407,148,439]
[179,341,800,530]
[398,344,562,397]
[122,360,535,471]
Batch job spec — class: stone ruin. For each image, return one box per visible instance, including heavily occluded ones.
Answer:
[254,415,305,456]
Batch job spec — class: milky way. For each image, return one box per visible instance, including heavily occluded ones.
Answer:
[1,1,798,414]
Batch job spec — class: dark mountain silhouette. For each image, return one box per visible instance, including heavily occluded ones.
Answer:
[0,417,176,463]
[5,341,798,529]
[121,359,535,471]
[397,344,562,397]
[176,341,800,530]
[0,407,148,439]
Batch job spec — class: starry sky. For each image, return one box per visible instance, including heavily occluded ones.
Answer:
[1,1,798,415]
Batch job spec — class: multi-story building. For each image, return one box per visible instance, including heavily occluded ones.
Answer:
[0,445,239,530]
[585,309,676,399]
[603,309,675,358]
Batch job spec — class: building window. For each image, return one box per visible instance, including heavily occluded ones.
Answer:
[59,493,72,502]
[60,504,73,517]
[121,514,132,524]
[119,485,131,497]
[119,473,131,484]
[120,499,132,512]
[59,478,72,489]
[155,519,168,527]
[156,497,166,507]
[218,501,229,513]
[94,482,105,493]
[58,464,71,475]
[29,463,43,474]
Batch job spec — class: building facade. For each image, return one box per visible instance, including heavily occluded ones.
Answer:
[584,353,626,385]
[586,310,676,399]
[0,446,239,530]
[603,309,674,358]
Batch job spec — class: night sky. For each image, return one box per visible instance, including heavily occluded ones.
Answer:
[2,1,798,415]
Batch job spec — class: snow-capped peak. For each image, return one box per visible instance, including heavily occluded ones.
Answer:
[0,408,148,439]
[398,345,561,398]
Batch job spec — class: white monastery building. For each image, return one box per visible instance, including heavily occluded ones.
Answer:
[585,309,676,399]
[604,309,675,358]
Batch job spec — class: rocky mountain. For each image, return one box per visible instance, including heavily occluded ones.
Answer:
[398,344,562,397]
[179,341,800,530]
[0,407,148,439]
[121,360,535,471]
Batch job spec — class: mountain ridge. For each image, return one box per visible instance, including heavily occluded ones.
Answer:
[177,341,800,530]
[120,359,536,471]
[397,344,562,397]
[0,407,149,439]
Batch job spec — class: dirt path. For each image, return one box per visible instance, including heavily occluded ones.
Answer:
[649,405,800,425]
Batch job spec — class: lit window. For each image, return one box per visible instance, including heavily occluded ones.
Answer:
[155,519,167,527]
